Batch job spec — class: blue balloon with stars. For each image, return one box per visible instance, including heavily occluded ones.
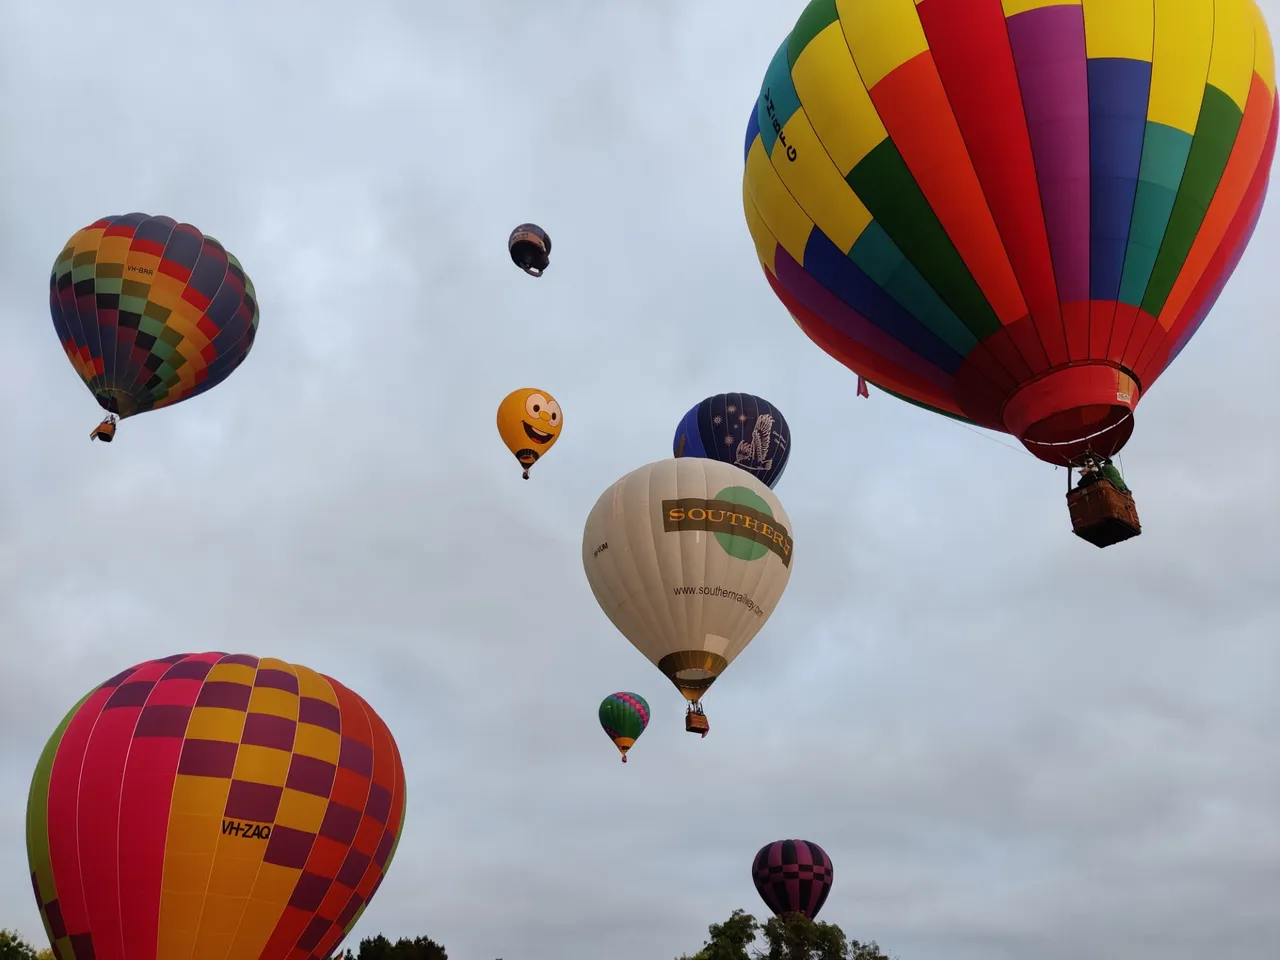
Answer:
[673,392,791,489]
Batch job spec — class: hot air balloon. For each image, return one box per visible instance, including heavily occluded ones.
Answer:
[50,213,259,442]
[509,223,551,276]
[673,393,792,489]
[26,652,406,960]
[582,458,794,735]
[598,692,650,762]
[497,387,563,478]
[743,0,1276,546]
[752,839,833,921]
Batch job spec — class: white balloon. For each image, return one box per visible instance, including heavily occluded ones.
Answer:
[582,458,794,701]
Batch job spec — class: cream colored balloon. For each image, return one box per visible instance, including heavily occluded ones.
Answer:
[582,458,794,702]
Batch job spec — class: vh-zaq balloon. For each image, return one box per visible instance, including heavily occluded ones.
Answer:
[598,692,650,763]
[673,393,792,489]
[582,458,794,735]
[50,213,259,442]
[744,0,1276,544]
[752,839,833,921]
[496,387,563,478]
[26,653,406,960]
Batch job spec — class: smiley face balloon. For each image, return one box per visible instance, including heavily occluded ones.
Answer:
[497,388,562,479]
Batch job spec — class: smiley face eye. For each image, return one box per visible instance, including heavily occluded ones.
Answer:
[524,392,549,419]
[545,400,562,424]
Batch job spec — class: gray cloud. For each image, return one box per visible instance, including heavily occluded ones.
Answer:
[1,1,1278,959]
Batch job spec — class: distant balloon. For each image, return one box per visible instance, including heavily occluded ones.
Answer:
[598,692,650,763]
[509,223,551,276]
[26,652,406,960]
[582,458,794,734]
[674,393,791,488]
[752,839,833,920]
[50,213,259,442]
[496,387,563,478]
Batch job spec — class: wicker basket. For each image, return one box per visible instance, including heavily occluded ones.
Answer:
[1066,480,1141,547]
[685,712,709,734]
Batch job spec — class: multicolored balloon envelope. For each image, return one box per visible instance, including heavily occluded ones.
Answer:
[743,0,1276,466]
[598,692,650,762]
[752,839,833,921]
[50,213,259,441]
[26,653,406,960]
[673,393,791,489]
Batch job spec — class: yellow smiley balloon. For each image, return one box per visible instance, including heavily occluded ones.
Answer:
[497,388,563,479]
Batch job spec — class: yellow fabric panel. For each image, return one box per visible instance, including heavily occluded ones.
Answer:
[745,138,813,265]
[790,23,887,174]
[294,723,341,762]
[1081,0,1153,60]
[771,108,873,251]
[225,881,294,958]
[248,686,300,719]
[232,744,292,786]
[96,235,132,268]
[836,0,927,89]
[186,706,247,742]
[207,854,260,897]
[1207,0,1258,110]
[165,813,221,857]
[1003,0,1080,15]
[170,774,231,816]
[296,665,339,705]
[276,787,329,833]
[156,890,204,960]
[743,176,779,275]
[1148,0,1215,132]
[1250,1,1275,93]
[207,662,256,686]
[190,897,242,960]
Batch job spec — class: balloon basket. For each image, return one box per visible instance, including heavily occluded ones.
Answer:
[91,417,117,442]
[685,711,709,735]
[1066,481,1140,547]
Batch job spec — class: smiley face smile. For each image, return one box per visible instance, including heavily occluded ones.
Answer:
[523,421,553,443]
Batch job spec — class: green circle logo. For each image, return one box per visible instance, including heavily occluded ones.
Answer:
[713,485,772,561]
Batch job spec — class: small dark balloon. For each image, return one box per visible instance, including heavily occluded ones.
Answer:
[509,223,551,276]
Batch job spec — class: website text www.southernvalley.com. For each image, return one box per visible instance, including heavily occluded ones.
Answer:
[672,584,765,617]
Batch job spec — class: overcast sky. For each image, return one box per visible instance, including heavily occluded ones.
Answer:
[0,1,1277,959]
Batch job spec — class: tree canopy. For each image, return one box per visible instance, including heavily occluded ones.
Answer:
[677,910,895,960]
[0,929,52,960]
[335,933,448,960]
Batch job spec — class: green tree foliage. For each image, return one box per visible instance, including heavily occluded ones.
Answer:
[677,908,760,960]
[335,933,448,960]
[0,929,39,960]
[676,911,894,960]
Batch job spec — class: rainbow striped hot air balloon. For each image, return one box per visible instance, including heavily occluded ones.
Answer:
[26,653,405,960]
[744,0,1275,474]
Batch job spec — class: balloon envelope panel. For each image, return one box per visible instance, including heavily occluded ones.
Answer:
[26,653,406,960]
[49,214,259,420]
[743,0,1276,463]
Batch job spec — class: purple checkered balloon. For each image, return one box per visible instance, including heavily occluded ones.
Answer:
[752,839,833,920]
